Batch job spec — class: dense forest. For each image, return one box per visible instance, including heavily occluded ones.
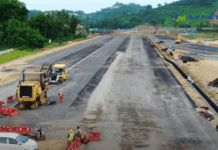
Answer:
[0,0,87,51]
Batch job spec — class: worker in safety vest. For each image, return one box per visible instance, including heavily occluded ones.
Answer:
[58,89,64,103]
[68,129,74,141]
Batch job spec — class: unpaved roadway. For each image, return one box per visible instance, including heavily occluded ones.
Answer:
[0,35,218,150]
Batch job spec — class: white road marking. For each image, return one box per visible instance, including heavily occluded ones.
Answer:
[66,37,119,72]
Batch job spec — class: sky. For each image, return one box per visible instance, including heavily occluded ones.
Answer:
[21,0,178,14]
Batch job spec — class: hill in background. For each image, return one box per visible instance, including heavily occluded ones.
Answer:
[28,0,218,29]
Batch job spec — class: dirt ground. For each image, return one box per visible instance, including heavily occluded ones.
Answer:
[148,37,218,128]
[37,139,67,150]
[133,25,155,29]
[0,35,100,87]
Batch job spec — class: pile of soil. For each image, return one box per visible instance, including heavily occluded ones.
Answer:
[194,41,204,45]
[208,78,218,87]
[133,25,155,29]
[180,56,198,62]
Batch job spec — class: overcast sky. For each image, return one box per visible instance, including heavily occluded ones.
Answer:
[21,0,178,13]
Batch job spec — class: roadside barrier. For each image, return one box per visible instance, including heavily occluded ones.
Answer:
[164,56,218,113]
[2,108,10,115]
[9,107,18,117]
[89,132,100,141]
[147,35,218,114]
[0,126,31,135]
[1,126,9,132]
[83,132,89,144]
[1,107,18,117]
[0,101,4,108]
[7,96,14,103]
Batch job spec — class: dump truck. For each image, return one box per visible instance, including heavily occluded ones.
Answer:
[175,35,181,44]
[17,63,53,110]
[49,64,67,84]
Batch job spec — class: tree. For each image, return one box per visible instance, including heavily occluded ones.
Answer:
[206,21,210,27]
[91,30,95,34]
[0,0,29,23]
[200,22,203,28]
[164,3,167,5]
[77,27,83,35]
[146,5,152,10]
[174,22,179,29]
[150,19,158,25]
[157,4,161,7]
[85,25,90,34]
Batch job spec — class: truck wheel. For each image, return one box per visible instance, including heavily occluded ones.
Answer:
[20,103,26,110]
[31,102,38,110]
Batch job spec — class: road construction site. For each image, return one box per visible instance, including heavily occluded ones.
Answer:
[1,34,218,149]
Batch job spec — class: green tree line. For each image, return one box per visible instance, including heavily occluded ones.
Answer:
[83,0,218,29]
[0,0,89,51]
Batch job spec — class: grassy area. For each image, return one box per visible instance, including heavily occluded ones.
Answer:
[0,43,66,64]
[0,37,89,64]
[182,35,218,39]
[0,49,42,64]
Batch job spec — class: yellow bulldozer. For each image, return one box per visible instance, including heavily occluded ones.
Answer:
[17,63,53,110]
[175,35,181,44]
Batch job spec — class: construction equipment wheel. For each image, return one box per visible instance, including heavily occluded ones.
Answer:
[31,102,38,110]
[20,103,26,110]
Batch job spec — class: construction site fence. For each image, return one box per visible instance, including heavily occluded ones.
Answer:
[146,36,218,114]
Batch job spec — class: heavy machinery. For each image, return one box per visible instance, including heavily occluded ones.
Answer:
[154,25,159,34]
[175,35,181,44]
[49,64,67,84]
[17,63,53,110]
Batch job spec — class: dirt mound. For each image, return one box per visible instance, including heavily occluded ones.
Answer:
[133,25,155,29]
[194,41,204,45]
[208,78,218,87]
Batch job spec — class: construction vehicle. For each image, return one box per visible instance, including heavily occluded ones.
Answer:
[175,35,181,44]
[49,64,67,84]
[17,63,53,110]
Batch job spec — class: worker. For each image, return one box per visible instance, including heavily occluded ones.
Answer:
[74,126,82,139]
[58,89,64,103]
[68,129,74,141]
[78,126,82,136]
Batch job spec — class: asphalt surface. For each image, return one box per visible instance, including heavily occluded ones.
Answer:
[118,28,197,34]
[80,36,218,150]
[0,35,127,133]
[150,35,218,54]
[0,35,218,150]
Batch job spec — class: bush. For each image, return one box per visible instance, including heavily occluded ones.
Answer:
[80,34,87,38]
